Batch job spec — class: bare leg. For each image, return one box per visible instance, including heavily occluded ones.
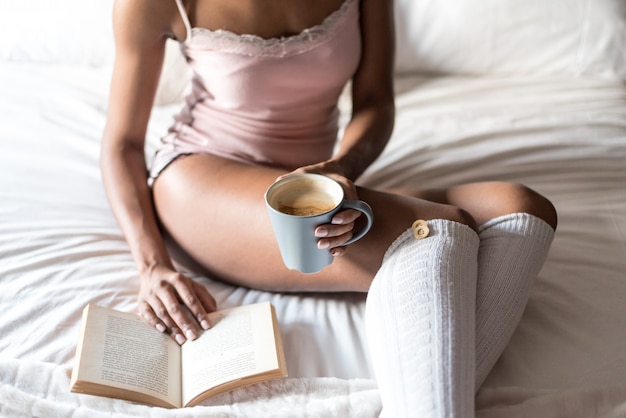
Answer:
[388,182,557,230]
[152,153,476,292]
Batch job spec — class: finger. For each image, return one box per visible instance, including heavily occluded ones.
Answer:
[317,229,354,250]
[173,279,214,331]
[190,285,217,330]
[137,300,167,334]
[191,281,218,313]
[157,281,199,343]
[330,246,347,257]
[146,296,187,345]
[331,209,361,225]
[316,221,355,239]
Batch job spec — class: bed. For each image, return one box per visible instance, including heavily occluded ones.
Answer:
[1,0,625,417]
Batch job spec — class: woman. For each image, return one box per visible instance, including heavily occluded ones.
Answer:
[101,0,557,416]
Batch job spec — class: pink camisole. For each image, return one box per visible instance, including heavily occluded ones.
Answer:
[149,0,362,183]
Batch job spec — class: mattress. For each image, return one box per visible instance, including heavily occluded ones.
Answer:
[1,59,626,416]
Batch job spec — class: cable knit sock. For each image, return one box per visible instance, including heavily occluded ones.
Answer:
[365,220,479,418]
[474,212,555,388]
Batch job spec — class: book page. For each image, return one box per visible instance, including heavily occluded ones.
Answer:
[180,302,283,406]
[73,305,181,407]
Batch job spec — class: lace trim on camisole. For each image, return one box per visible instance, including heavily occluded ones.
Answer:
[179,0,358,57]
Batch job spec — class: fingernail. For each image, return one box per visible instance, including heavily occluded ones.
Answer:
[156,323,166,333]
[315,228,328,237]
[175,333,186,345]
[185,329,197,341]
[318,240,329,249]
[201,319,211,330]
[331,216,343,224]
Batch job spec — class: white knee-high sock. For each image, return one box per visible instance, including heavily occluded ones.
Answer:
[474,212,555,389]
[365,220,479,418]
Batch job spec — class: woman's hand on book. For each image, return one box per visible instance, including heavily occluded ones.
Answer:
[137,265,217,345]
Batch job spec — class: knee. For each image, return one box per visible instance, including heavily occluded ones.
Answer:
[440,205,479,233]
[501,183,558,230]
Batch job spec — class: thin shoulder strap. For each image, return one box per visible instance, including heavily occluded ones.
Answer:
[174,0,192,42]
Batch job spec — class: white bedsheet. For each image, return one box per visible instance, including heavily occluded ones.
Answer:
[1,60,626,417]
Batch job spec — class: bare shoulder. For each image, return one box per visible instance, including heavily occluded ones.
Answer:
[113,0,184,44]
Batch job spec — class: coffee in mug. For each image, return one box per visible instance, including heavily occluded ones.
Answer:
[276,189,337,216]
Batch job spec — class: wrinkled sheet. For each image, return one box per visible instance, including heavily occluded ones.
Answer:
[1,62,626,416]
[0,359,380,418]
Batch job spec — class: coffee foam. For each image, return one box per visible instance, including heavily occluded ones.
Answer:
[276,189,337,216]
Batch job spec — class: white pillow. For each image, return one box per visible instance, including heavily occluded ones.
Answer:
[0,0,189,105]
[0,0,115,67]
[394,0,626,79]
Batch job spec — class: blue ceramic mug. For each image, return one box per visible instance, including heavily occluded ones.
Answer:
[265,174,374,274]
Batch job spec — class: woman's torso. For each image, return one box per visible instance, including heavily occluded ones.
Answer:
[156,0,362,171]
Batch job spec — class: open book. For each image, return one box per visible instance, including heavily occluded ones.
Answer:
[70,302,287,408]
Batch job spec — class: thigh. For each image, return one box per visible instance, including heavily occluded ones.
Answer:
[152,154,475,292]
[390,181,557,229]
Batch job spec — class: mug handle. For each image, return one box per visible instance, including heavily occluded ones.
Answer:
[340,200,374,246]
